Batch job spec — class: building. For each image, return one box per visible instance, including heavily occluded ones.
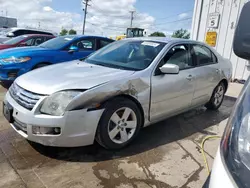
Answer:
[0,16,17,28]
[191,0,249,80]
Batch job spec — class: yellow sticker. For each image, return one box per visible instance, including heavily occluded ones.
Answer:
[205,31,217,47]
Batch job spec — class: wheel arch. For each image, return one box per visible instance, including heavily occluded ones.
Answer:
[220,78,228,92]
[101,94,145,127]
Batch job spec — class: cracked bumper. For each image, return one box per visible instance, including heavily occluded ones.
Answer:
[4,91,104,147]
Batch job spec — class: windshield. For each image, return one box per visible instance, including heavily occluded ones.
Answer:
[3,35,28,45]
[0,28,12,35]
[39,36,75,49]
[85,40,165,71]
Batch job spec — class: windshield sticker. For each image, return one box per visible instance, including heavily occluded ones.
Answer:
[64,38,73,41]
[141,41,160,47]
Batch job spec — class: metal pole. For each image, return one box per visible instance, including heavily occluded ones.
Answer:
[82,0,90,35]
[130,11,135,28]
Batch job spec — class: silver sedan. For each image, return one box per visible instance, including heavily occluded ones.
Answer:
[3,38,232,149]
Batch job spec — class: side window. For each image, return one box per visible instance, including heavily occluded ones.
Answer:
[24,38,34,46]
[44,36,53,42]
[98,39,113,49]
[71,39,94,51]
[25,30,36,34]
[13,30,26,36]
[193,45,216,65]
[33,37,45,46]
[212,52,218,63]
[159,44,193,71]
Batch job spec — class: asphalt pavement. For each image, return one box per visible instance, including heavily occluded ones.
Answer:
[0,83,243,188]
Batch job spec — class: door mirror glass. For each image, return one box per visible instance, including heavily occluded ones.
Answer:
[7,32,14,37]
[68,46,79,53]
[233,1,250,60]
[160,64,179,74]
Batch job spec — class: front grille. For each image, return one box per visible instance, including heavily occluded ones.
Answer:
[9,83,45,110]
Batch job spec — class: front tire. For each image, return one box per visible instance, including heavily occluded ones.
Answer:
[96,97,142,150]
[206,82,226,110]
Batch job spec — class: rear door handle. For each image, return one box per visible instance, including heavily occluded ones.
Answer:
[186,75,193,81]
[216,69,220,73]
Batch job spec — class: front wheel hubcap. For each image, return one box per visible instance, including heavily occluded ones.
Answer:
[108,107,137,144]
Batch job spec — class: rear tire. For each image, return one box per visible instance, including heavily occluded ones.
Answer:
[205,82,226,110]
[96,97,142,150]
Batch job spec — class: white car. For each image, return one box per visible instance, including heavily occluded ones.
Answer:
[3,38,232,149]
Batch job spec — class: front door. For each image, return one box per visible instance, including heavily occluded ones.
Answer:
[60,38,96,62]
[150,43,196,121]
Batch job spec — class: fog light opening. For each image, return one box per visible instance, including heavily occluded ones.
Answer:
[32,126,61,135]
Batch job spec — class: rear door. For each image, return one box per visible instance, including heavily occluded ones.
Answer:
[190,44,221,106]
[150,43,196,121]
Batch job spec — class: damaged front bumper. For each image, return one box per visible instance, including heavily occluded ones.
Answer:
[4,91,104,147]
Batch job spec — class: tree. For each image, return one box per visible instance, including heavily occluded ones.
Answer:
[60,28,68,36]
[149,32,166,37]
[68,29,77,35]
[172,29,190,39]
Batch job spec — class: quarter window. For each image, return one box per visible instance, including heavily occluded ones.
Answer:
[159,44,193,70]
[193,45,216,65]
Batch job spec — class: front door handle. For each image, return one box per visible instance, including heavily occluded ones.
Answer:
[186,75,193,81]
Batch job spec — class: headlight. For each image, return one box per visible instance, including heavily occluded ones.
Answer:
[221,78,250,188]
[40,91,82,116]
[1,56,31,63]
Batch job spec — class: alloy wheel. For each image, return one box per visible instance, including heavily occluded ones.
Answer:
[108,107,137,144]
[213,85,224,106]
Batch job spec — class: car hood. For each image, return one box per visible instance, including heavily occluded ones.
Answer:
[16,60,135,95]
[0,46,52,57]
[0,44,13,50]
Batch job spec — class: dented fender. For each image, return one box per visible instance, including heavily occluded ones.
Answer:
[66,75,151,125]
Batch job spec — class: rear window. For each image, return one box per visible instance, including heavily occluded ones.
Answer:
[2,35,28,45]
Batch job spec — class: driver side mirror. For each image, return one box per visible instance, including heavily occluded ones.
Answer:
[159,64,179,74]
[7,32,14,37]
[233,1,250,60]
[68,46,79,53]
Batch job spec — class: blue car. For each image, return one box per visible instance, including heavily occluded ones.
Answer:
[0,35,114,80]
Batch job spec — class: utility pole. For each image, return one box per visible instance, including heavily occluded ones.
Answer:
[82,0,90,35]
[130,10,135,28]
[38,21,40,28]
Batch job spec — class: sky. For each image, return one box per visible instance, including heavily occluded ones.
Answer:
[0,0,195,37]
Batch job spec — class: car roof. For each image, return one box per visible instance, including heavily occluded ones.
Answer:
[21,34,55,37]
[7,27,56,35]
[123,37,205,45]
[57,35,114,41]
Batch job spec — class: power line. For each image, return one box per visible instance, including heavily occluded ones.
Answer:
[152,17,192,26]
[156,9,193,20]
